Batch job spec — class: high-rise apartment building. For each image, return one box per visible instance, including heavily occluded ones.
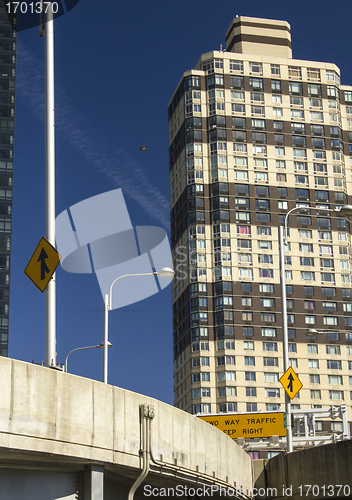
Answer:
[168,17,352,429]
[0,1,16,357]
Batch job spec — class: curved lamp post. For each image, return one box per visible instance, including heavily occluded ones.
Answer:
[103,267,174,383]
[279,204,352,452]
[65,341,112,373]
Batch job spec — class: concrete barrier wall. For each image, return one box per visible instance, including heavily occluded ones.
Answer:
[254,441,352,500]
[0,357,253,493]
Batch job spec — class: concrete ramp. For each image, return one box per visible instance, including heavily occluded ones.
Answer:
[0,357,253,499]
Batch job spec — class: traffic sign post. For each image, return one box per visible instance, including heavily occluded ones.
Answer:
[280,366,303,400]
[25,236,61,293]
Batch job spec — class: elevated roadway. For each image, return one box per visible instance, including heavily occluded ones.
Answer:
[0,357,253,499]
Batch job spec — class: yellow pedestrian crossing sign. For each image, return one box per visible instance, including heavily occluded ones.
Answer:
[279,366,303,399]
[24,236,61,292]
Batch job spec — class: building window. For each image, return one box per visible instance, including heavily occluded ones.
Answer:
[327,360,342,370]
[242,311,253,321]
[305,315,316,325]
[230,60,244,72]
[310,390,321,399]
[308,359,319,369]
[329,390,344,400]
[244,356,255,366]
[289,67,302,79]
[260,298,275,307]
[289,81,302,94]
[246,403,257,412]
[323,316,338,326]
[242,297,252,306]
[263,342,277,351]
[243,326,253,336]
[302,272,315,281]
[288,329,296,338]
[192,404,211,415]
[246,387,257,397]
[244,341,254,350]
[192,388,211,398]
[218,371,236,382]
[264,357,278,367]
[308,344,318,354]
[290,358,298,368]
[249,78,264,91]
[271,80,281,92]
[259,284,274,293]
[264,373,279,382]
[249,61,263,75]
[245,371,256,382]
[265,388,280,398]
[329,375,342,385]
[266,404,280,411]
[261,312,276,322]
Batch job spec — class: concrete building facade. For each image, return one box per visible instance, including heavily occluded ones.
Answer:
[168,17,352,433]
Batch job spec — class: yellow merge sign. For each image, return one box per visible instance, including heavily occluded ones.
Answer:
[24,236,61,292]
[198,412,286,438]
[280,366,303,399]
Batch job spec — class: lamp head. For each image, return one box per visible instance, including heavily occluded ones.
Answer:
[97,341,113,348]
[335,204,352,216]
[156,267,175,278]
[306,329,322,338]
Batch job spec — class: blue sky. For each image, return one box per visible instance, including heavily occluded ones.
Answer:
[9,0,352,404]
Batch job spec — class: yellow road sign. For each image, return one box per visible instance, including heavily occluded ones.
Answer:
[24,236,61,292]
[280,366,303,399]
[198,412,286,438]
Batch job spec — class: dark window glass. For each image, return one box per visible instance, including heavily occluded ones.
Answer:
[235,184,249,195]
[277,187,287,196]
[255,185,269,197]
[232,117,246,128]
[271,80,281,92]
[241,283,252,292]
[230,76,244,89]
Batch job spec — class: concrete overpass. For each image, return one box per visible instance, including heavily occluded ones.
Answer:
[0,357,253,499]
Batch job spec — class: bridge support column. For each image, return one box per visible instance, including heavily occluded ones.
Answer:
[83,465,104,500]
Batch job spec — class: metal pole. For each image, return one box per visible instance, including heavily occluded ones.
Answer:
[278,226,293,453]
[103,294,109,383]
[45,3,56,367]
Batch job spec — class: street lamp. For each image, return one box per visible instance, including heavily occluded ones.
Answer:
[284,204,352,244]
[65,341,112,373]
[306,329,323,338]
[306,328,352,338]
[279,203,352,453]
[102,267,174,383]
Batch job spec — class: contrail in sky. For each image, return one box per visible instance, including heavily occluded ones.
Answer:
[16,42,170,230]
